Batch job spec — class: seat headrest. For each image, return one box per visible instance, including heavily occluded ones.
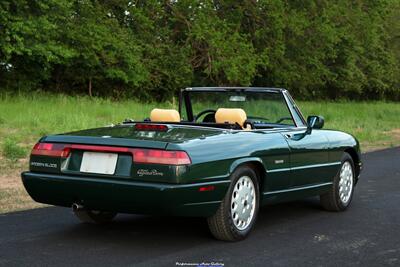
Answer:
[150,108,180,122]
[215,108,247,128]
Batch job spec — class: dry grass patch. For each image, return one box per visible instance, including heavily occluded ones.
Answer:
[0,155,45,213]
[362,128,400,152]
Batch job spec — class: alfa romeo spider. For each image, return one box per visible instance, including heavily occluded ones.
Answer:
[22,87,362,241]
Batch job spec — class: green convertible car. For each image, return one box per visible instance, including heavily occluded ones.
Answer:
[22,87,362,241]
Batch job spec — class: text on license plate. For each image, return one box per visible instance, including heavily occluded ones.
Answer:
[80,152,118,175]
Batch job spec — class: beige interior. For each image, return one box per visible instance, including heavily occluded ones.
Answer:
[150,108,181,122]
[215,108,248,128]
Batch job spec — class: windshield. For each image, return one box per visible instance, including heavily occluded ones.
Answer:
[182,90,296,127]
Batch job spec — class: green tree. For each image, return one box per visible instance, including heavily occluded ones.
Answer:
[0,1,75,90]
[0,0,398,100]
[56,0,147,97]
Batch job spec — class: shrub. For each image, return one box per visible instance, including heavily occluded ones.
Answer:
[2,138,26,161]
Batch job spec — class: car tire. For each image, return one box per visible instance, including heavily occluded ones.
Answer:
[73,209,117,224]
[207,165,260,241]
[320,152,355,211]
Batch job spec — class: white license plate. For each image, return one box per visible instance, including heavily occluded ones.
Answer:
[80,152,118,175]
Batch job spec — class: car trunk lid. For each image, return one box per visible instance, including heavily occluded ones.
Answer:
[44,123,222,147]
[29,124,223,183]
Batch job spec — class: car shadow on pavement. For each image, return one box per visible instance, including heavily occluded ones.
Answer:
[61,197,322,240]
[0,197,331,265]
[0,197,323,250]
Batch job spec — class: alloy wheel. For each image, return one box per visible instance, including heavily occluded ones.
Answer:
[230,176,256,230]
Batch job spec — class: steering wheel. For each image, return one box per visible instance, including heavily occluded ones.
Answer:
[194,109,216,122]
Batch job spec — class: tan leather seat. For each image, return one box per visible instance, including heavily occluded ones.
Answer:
[215,108,249,129]
[150,108,180,122]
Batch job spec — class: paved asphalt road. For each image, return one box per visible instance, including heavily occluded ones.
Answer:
[0,147,399,267]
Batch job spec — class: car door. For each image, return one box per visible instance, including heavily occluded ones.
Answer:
[282,128,331,188]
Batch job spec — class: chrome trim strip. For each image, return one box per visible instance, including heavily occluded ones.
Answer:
[201,174,230,181]
[178,179,231,188]
[267,161,341,173]
[267,167,291,173]
[263,182,333,195]
[291,161,341,171]
[184,200,222,206]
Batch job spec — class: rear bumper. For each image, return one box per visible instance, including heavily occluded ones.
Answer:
[21,172,230,217]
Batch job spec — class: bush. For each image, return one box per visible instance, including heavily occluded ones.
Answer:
[2,138,26,161]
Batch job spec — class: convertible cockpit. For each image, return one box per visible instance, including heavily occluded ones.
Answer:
[146,87,307,130]
[150,107,251,129]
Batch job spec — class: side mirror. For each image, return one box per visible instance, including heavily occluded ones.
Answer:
[306,115,324,134]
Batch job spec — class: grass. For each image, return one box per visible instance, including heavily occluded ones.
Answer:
[2,138,26,161]
[299,101,400,151]
[0,92,399,213]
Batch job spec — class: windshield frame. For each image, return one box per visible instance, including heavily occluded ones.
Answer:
[179,87,306,128]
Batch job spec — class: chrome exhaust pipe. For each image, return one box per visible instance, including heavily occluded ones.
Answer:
[72,203,84,211]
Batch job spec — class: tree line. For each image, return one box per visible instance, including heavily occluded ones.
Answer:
[1,0,399,101]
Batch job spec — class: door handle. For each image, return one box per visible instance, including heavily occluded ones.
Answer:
[284,133,292,139]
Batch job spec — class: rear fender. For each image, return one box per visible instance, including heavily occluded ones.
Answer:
[228,157,267,199]
[229,157,265,175]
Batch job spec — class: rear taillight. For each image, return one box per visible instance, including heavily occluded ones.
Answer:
[31,143,191,165]
[31,143,70,157]
[132,148,191,165]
